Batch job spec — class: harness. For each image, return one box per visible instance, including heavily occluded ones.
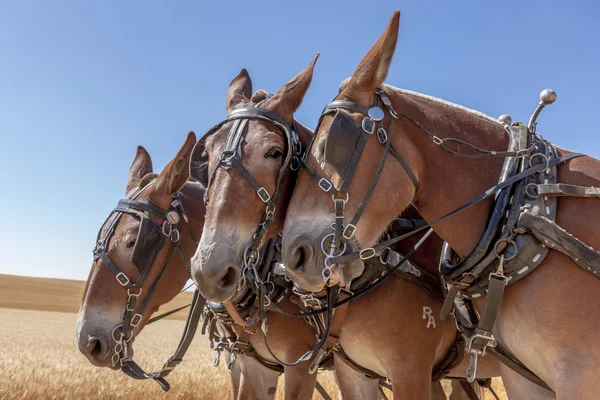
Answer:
[298,85,599,392]
[189,91,501,399]
[92,183,205,391]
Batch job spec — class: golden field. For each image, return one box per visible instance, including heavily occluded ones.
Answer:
[0,274,506,399]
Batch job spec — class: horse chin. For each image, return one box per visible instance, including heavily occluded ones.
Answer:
[336,240,365,288]
[339,258,365,287]
[198,284,239,304]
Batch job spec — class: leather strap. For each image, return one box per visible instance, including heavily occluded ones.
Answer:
[224,301,261,328]
[535,183,600,198]
[458,379,482,400]
[315,381,333,400]
[519,211,600,277]
[488,345,552,390]
[479,276,505,327]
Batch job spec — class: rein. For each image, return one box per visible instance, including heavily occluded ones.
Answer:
[92,182,204,391]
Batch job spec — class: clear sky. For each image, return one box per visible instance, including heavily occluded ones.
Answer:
[1,1,598,281]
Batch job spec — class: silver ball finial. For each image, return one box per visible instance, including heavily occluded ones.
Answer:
[539,89,557,105]
[498,114,512,125]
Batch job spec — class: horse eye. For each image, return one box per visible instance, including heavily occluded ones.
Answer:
[265,148,283,159]
[126,240,136,249]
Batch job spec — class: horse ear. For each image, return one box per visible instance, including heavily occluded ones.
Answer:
[265,53,319,125]
[226,69,253,112]
[343,11,400,105]
[152,132,197,198]
[126,146,153,195]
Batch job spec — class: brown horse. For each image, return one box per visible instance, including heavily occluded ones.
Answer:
[75,135,307,399]
[189,61,501,399]
[282,9,600,399]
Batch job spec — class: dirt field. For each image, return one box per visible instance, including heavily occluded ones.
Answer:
[0,274,506,399]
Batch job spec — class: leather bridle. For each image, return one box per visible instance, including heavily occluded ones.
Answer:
[190,96,303,313]
[92,182,203,391]
[299,88,419,282]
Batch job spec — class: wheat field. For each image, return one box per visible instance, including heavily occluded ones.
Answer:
[0,274,506,399]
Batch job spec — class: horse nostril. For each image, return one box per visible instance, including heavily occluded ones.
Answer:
[219,266,238,288]
[87,337,104,359]
[291,244,307,272]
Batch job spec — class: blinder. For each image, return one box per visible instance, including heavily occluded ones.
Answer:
[299,88,420,282]
[130,216,167,283]
[324,109,364,178]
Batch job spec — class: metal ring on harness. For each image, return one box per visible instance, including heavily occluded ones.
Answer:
[528,153,549,171]
[331,192,349,204]
[321,233,347,255]
[493,238,519,261]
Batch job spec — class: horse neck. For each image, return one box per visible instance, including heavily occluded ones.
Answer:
[390,88,509,258]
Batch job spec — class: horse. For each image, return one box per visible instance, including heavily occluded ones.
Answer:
[189,58,501,399]
[75,135,323,399]
[281,9,600,399]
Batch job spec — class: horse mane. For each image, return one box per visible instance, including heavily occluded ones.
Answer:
[388,85,503,128]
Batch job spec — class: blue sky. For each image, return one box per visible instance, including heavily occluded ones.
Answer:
[1,1,598,281]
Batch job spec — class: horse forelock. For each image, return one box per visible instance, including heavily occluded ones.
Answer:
[250,89,269,103]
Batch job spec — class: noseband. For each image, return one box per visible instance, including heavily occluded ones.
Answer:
[93,182,201,391]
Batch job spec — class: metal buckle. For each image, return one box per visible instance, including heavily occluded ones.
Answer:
[465,332,497,383]
[162,221,173,237]
[359,248,376,260]
[219,150,236,163]
[342,224,356,239]
[116,272,130,287]
[318,178,333,192]
[362,117,375,134]
[256,187,271,203]
[380,248,401,266]
[331,192,349,204]
[379,92,392,107]
[377,128,388,144]
[466,332,497,355]
[170,228,180,243]
[130,313,142,327]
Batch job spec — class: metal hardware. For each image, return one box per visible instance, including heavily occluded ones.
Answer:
[498,114,512,126]
[116,272,130,287]
[368,106,385,122]
[318,178,333,192]
[362,117,375,134]
[166,211,180,225]
[359,248,376,260]
[377,128,388,144]
[528,89,557,131]
[256,187,271,203]
[342,224,356,239]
